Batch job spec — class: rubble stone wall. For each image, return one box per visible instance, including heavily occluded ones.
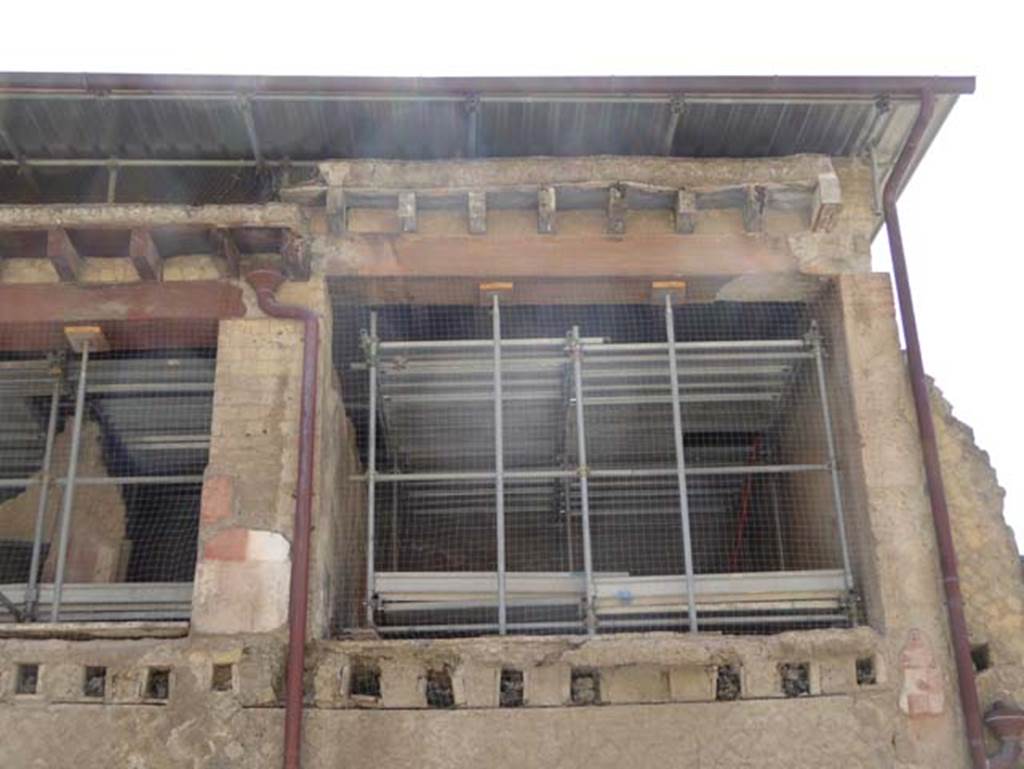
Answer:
[0,419,126,582]
[930,380,1024,711]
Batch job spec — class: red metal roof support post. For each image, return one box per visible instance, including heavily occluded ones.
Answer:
[246,269,319,769]
[882,90,990,769]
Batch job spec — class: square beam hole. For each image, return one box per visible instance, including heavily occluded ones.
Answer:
[212,664,234,692]
[146,668,171,701]
[425,668,454,708]
[15,664,39,695]
[349,659,381,699]
[780,663,810,698]
[971,644,991,673]
[500,669,524,707]
[84,666,107,698]
[571,668,601,706]
[856,657,877,686]
[716,665,742,701]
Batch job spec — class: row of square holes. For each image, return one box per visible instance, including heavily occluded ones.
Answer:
[348,656,880,708]
[12,652,906,704]
[12,663,236,700]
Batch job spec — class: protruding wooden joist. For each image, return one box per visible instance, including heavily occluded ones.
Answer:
[538,186,556,234]
[607,184,627,235]
[327,187,347,236]
[674,190,697,234]
[129,229,162,281]
[46,227,83,282]
[810,172,842,232]
[209,228,241,278]
[467,191,487,235]
[281,231,311,280]
[397,191,417,233]
[742,185,766,234]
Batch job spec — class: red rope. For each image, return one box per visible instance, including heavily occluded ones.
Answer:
[728,435,762,572]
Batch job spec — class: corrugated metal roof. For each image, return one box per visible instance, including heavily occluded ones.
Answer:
[0,74,971,205]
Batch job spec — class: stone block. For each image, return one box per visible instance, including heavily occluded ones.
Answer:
[42,662,85,702]
[192,529,291,634]
[819,657,857,695]
[379,659,425,709]
[603,664,670,704]
[669,665,715,702]
[524,663,569,707]
[237,645,283,707]
[315,658,346,707]
[742,657,784,699]
[109,666,146,703]
[457,663,499,708]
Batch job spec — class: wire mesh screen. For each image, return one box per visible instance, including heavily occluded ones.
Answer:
[332,293,857,637]
[0,322,215,623]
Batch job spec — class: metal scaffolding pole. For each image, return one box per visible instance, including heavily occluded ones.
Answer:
[664,295,699,633]
[357,464,829,485]
[770,474,787,571]
[390,479,400,571]
[51,340,90,622]
[364,312,379,627]
[492,293,508,635]
[25,376,61,620]
[570,326,597,636]
[809,326,855,595]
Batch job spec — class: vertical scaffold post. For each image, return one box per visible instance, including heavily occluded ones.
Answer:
[809,324,855,596]
[492,293,508,634]
[770,472,787,571]
[664,294,699,633]
[365,311,379,627]
[26,372,61,620]
[51,341,90,622]
[569,326,597,635]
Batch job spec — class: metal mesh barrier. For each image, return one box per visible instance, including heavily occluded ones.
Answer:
[333,292,859,637]
[0,323,215,623]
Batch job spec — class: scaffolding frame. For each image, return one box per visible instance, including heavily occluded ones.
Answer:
[358,295,855,636]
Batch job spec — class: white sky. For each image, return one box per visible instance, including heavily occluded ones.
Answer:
[4,1,1022,549]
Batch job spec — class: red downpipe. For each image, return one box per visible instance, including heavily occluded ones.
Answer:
[246,269,320,769]
[882,91,992,768]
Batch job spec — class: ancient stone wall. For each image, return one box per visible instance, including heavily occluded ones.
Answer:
[0,419,126,583]
[190,309,304,635]
[930,380,1024,712]
[0,628,898,769]
[2,153,1023,768]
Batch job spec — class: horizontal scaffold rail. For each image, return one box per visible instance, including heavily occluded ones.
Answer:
[0,582,193,623]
